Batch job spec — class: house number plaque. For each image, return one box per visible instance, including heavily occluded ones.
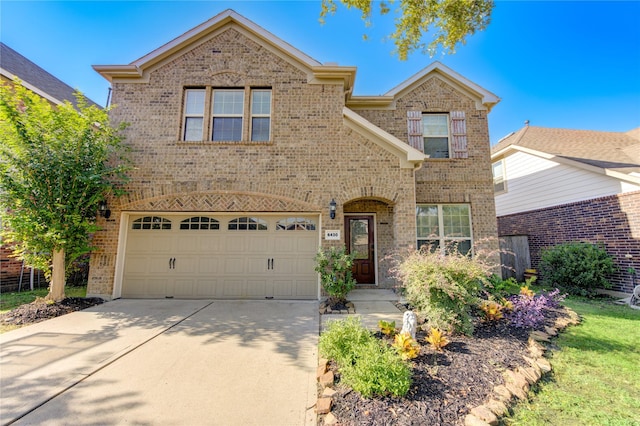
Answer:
[325,230,340,240]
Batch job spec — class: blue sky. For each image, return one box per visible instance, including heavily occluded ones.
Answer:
[2,1,639,145]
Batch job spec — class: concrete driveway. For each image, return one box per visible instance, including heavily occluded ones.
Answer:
[0,299,319,426]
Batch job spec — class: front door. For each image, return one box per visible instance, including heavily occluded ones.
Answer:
[345,215,375,284]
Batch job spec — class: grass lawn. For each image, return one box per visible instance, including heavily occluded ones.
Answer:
[0,286,87,313]
[505,297,640,426]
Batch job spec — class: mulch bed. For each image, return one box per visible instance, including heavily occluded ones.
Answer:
[0,297,105,327]
[322,306,569,426]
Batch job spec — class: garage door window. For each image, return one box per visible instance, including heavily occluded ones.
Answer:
[276,217,316,231]
[228,217,268,230]
[131,216,172,230]
[180,217,220,230]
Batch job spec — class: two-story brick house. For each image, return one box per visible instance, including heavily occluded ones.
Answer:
[87,10,500,300]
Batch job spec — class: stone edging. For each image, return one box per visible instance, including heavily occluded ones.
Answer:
[314,307,581,426]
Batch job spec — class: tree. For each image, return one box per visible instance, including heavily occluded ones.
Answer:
[320,0,494,60]
[0,80,129,301]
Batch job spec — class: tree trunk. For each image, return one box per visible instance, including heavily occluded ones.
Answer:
[46,248,66,301]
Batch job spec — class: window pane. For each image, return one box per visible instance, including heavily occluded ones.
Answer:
[213,90,244,114]
[185,90,205,115]
[442,205,470,238]
[424,137,449,158]
[251,117,270,141]
[252,90,271,114]
[423,114,448,136]
[416,205,439,238]
[184,117,203,141]
[417,240,440,252]
[212,117,242,141]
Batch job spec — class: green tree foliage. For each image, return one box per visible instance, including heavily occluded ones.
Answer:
[0,80,130,300]
[320,0,494,60]
[539,242,617,297]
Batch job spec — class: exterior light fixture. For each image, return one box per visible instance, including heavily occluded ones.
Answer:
[329,199,337,220]
[98,200,111,219]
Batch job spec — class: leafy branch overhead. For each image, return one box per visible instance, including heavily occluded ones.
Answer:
[320,0,494,60]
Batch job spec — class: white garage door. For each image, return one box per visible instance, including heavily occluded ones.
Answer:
[122,214,319,299]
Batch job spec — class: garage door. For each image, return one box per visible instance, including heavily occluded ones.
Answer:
[121,214,319,299]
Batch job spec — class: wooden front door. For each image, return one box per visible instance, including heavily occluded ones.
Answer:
[345,215,375,284]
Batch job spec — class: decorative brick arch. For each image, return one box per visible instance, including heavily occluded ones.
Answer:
[119,191,320,213]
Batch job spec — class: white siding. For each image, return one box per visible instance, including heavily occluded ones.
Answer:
[495,151,640,216]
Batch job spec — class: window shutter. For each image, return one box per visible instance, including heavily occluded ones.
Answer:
[450,111,468,158]
[407,110,424,152]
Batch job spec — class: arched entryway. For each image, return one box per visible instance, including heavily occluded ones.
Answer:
[343,198,395,287]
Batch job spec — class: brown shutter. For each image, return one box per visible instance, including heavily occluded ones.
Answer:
[407,110,424,152]
[450,111,468,158]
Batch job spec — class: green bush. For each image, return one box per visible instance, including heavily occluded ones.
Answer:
[314,246,357,304]
[318,317,411,398]
[486,274,521,298]
[340,338,412,398]
[394,248,490,335]
[539,242,616,297]
[318,316,372,366]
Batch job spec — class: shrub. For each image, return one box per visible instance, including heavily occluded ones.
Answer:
[318,317,412,398]
[479,300,504,322]
[314,246,357,304]
[486,274,520,298]
[318,316,372,366]
[394,248,490,335]
[340,338,412,398]
[378,320,397,337]
[539,242,616,297]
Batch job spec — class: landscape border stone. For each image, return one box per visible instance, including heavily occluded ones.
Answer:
[315,306,581,426]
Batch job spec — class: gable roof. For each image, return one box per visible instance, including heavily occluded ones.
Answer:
[0,42,99,108]
[346,61,500,111]
[93,9,356,93]
[491,125,640,182]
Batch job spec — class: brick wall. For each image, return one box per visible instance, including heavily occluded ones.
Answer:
[497,191,640,293]
[87,25,499,297]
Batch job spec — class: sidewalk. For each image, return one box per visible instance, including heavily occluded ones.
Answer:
[320,289,405,331]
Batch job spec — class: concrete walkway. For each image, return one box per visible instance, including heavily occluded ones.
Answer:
[321,289,405,331]
[0,299,318,426]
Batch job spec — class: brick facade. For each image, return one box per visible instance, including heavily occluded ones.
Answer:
[497,191,640,293]
[87,12,499,298]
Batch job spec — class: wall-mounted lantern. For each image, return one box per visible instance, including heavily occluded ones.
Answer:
[329,199,337,220]
[98,200,111,219]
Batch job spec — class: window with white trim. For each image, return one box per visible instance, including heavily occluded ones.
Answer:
[492,160,506,194]
[251,90,271,141]
[131,216,172,230]
[181,87,271,142]
[416,204,472,255]
[422,113,450,158]
[183,89,205,141]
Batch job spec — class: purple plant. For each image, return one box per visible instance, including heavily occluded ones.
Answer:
[539,288,567,309]
[506,288,567,329]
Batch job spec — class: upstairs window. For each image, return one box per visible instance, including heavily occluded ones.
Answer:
[181,87,272,143]
[212,89,244,141]
[492,160,506,193]
[422,113,450,158]
[183,89,205,141]
[251,90,271,141]
[407,111,468,158]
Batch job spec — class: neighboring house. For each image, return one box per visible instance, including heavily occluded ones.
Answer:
[492,124,640,294]
[0,43,99,291]
[87,10,500,300]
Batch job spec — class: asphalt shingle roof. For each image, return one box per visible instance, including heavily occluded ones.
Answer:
[492,125,640,174]
[0,42,99,108]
